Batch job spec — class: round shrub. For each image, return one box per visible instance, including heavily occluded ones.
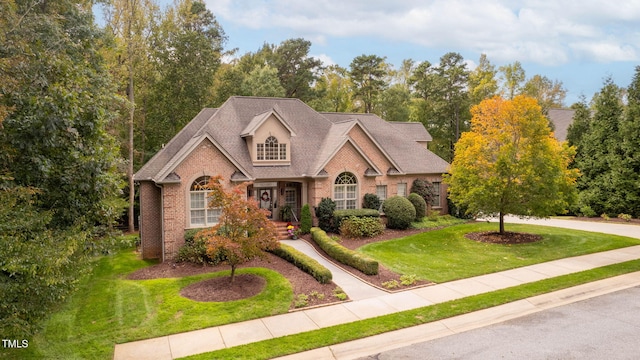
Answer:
[362,193,382,210]
[382,196,416,230]
[407,193,426,221]
[340,216,385,238]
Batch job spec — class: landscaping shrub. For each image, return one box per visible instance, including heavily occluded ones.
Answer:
[362,193,382,210]
[333,208,380,230]
[407,193,426,221]
[270,243,332,284]
[340,216,385,238]
[382,196,416,230]
[300,204,312,234]
[316,197,336,232]
[310,227,378,275]
[410,178,436,205]
[177,228,224,265]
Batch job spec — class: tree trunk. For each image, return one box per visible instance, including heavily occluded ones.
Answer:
[127,68,135,233]
[499,211,505,235]
[229,265,236,283]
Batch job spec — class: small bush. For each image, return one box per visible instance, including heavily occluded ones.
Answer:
[407,193,426,221]
[382,280,400,289]
[580,205,596,217]
[362,193,382,210]
[340,216,384,238]
[333,208,380,230]
[294,294,309,308]
[383,196,416,230]
[427,209,440,221]
[178,228,223,265]
[316,198,336,232]
[311,227,378,275]
[618,213,632,222]
[410,178,435,205]
[601,213,610,221]
[270,243,332,284]
[333,287,347,300]
[300,204,312,234]
[400,274,417,286]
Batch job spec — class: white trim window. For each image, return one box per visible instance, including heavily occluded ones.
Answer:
[334,172,358,210]
[190,176,221,226]
[376,185,387,201]
[257,136,286,161]
[431,182,441,207]
[397,183,407,197]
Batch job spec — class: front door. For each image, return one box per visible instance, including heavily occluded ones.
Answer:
[256,188,273,219]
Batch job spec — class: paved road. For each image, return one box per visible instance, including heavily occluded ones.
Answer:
[360,285,640,360]
[358,218,640,360]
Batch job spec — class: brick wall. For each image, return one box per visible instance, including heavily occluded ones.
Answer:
[139,181,162,259]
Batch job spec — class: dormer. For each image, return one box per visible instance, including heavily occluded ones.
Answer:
[241,108,296,166]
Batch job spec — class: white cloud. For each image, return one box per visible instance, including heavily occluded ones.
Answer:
[205,0,640,65]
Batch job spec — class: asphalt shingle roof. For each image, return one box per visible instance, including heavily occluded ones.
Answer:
[134,97,450,183]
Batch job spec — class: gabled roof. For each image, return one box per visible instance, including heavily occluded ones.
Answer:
[240,106,297,138]
[547,108,575,142]
[134,96,450,184]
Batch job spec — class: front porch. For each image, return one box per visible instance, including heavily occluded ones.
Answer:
[248,180,307,222]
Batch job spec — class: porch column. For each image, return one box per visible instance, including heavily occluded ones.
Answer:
[301,181,308,206]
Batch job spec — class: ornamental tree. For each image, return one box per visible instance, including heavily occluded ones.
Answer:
[198,176,279,283]
[445,95,579,234]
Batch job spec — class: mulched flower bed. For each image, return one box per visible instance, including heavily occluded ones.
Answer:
[465,231,542,244]
[127,222,542,310]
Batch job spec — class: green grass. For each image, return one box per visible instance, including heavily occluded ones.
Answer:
[411,215,468,229]
[19,250,293,359]
[360,222,640,282]
[183,259,640,360]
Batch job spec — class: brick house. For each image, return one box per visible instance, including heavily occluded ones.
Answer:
[134,96,450,261]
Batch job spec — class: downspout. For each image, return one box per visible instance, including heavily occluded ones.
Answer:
[155,182,165,262]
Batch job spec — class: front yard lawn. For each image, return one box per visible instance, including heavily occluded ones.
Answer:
[22,249,293,360]
[359,222,640,283]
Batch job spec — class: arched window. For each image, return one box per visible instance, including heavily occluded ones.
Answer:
[189,176,221,226]
[334,172,358,210]
[257,136,286,161]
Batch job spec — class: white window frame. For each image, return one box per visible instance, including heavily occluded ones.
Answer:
[257,136,286,161]
[397,183,407,197]
[376,185,387,201]
[189,176,221,227]
[334,172,358,210]
[431,182,441,207]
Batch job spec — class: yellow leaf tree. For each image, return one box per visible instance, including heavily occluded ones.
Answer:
[445,95,579,234]
[197,176,279,283]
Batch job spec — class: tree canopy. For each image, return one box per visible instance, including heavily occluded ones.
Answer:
[197,177,279,283]
[445,96,579,234]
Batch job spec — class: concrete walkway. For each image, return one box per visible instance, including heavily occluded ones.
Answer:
[113,219,640,360]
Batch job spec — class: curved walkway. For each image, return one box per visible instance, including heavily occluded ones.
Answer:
[114,219,640,360]
[280,239,387,300]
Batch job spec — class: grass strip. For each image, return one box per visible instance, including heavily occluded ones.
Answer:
[182,259,640,360]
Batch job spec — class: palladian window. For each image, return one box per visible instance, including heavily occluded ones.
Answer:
[334,172,358,210]
[257,136,286,161]
[189,176,221,226]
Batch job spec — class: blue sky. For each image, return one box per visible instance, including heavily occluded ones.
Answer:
[203,0,639,106]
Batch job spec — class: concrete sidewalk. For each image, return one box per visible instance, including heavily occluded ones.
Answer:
[113,243,640,360]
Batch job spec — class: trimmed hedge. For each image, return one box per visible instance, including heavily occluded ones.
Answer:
[340,216,384,238]
[362,193,382,210]
[270,243,332,284]
[333,208,380,230]
[383,196,416,230]
[310,227,378,275]
[407,193,427,221]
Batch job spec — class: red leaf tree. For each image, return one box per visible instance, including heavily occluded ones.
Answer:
[197,176,279,283]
